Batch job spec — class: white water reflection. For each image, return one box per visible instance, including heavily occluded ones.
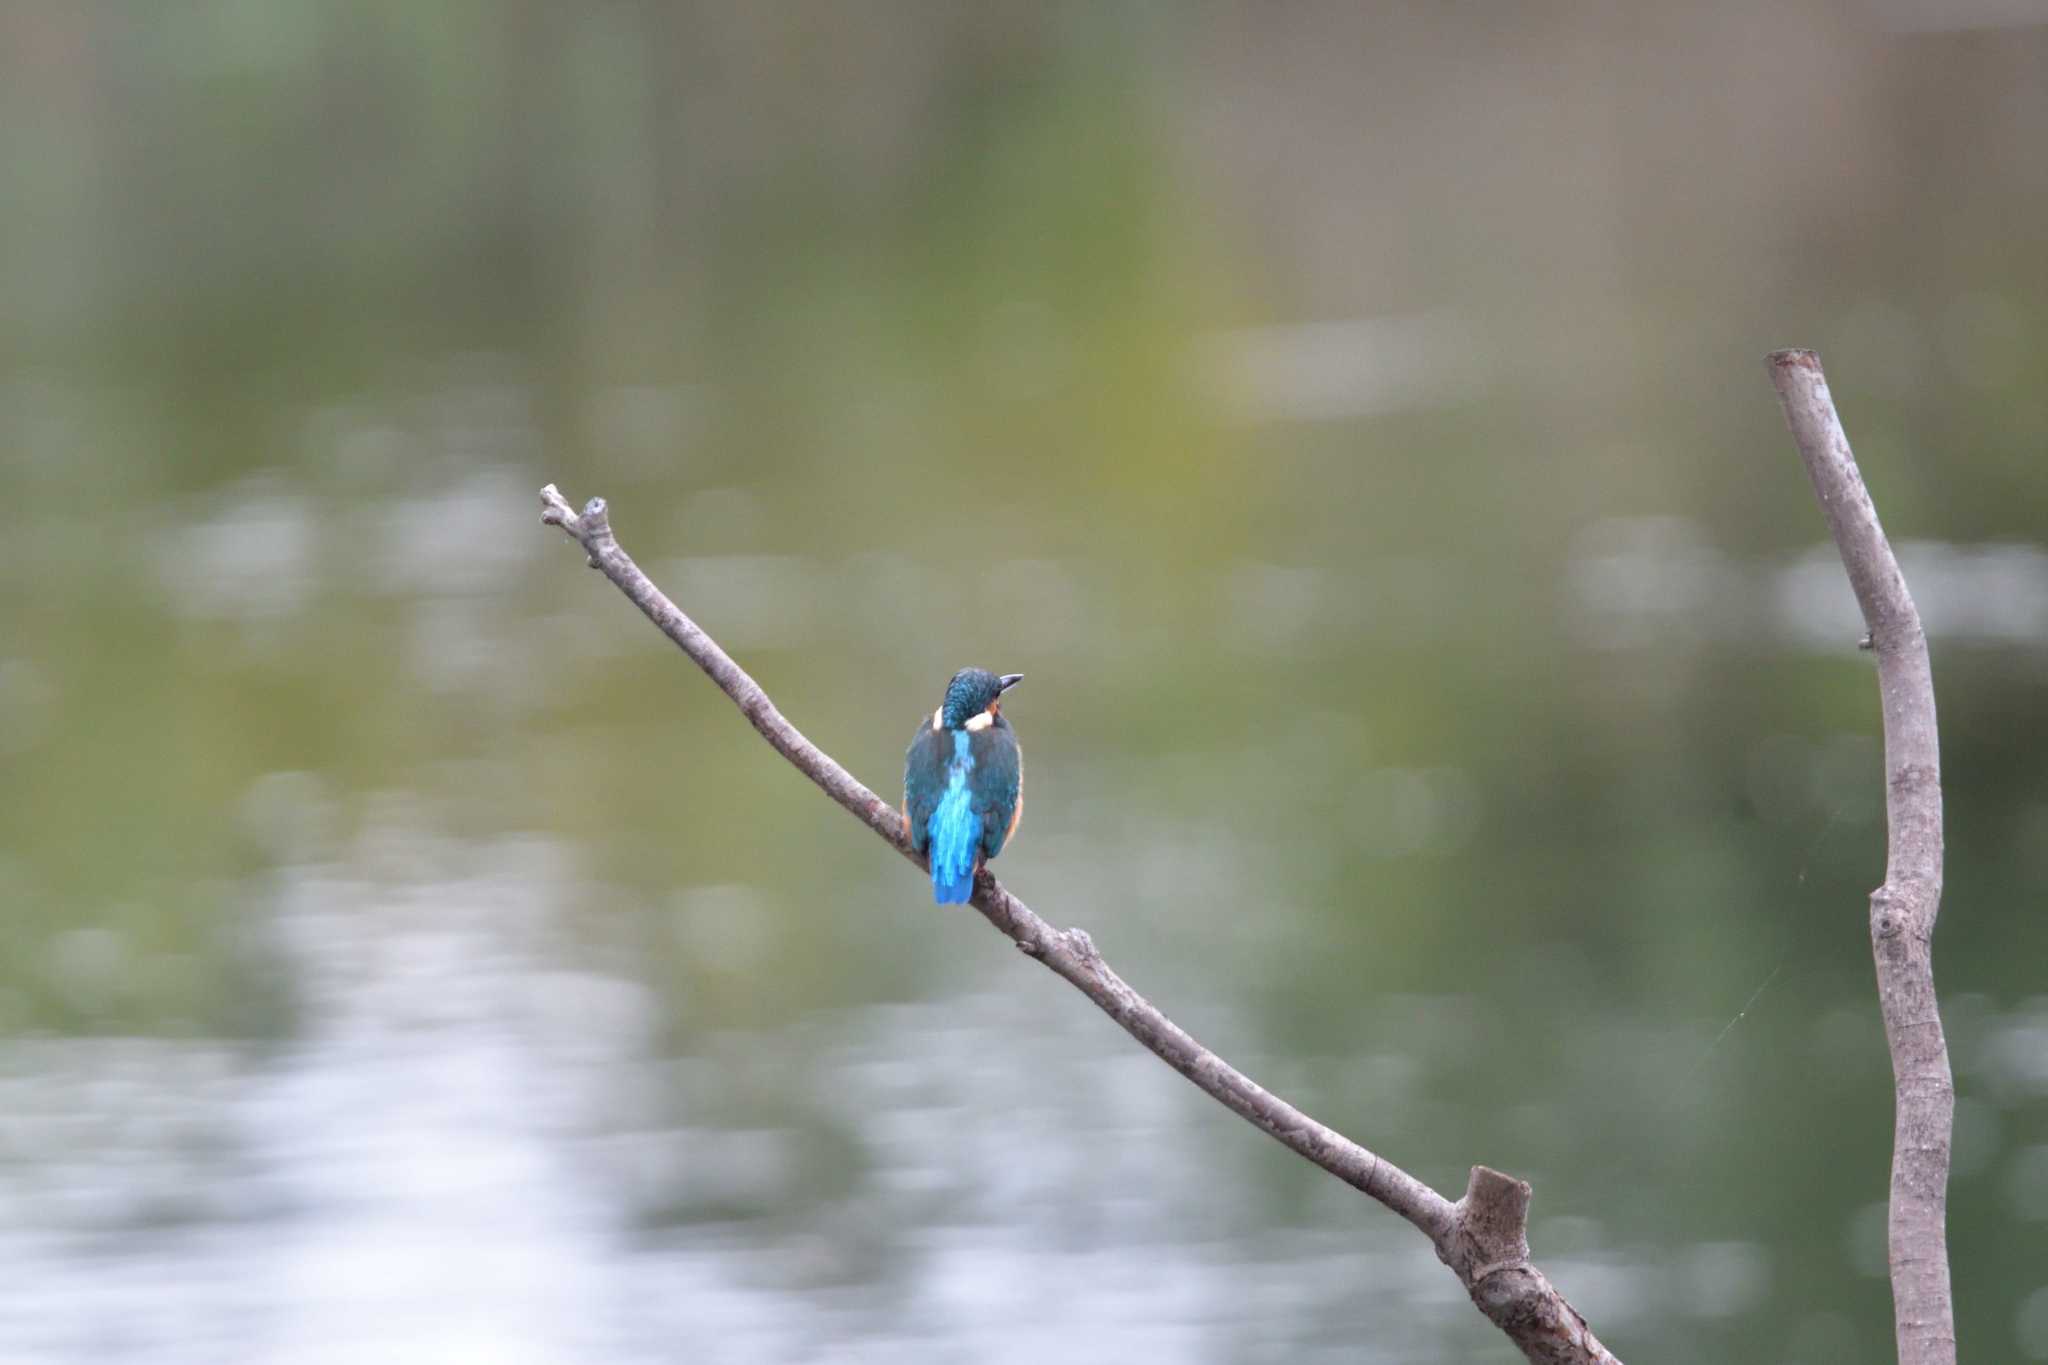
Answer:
[1,765,2031,1360]
[1569,516,2048,650]
[0,811,1486,1363]
[1199,313,1482,423]
[0,830,623,1364]
[152,477,318,622]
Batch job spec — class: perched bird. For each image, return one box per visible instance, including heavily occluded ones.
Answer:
[904,668,1025,904]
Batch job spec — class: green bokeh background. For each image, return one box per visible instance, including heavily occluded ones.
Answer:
[3,5,2046,1362]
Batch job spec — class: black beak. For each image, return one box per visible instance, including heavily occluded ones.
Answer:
[998,673,1025,692]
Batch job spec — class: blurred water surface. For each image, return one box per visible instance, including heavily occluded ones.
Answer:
[3,5,2048,1362]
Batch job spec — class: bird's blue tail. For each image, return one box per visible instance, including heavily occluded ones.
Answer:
[928,780,982,905]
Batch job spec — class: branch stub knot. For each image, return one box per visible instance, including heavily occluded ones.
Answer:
[1444,1165,1533,1276]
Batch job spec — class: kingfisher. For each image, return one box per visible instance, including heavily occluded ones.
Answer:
[904,668,1025,904]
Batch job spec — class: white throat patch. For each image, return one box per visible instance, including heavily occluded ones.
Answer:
[963,710,995,732]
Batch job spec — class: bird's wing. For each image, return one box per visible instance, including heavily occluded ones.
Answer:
[971,724,1023,859]
[903,720,949,853]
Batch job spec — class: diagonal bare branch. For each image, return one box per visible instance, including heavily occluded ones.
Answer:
[1768,349,1955,1365]
[539,482,1620,1364]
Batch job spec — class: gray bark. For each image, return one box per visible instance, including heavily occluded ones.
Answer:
[1768,349,1956,1365]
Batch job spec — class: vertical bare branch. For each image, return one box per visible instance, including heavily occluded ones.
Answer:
[538,484,1621,1365]
[1768,349,1956,1365]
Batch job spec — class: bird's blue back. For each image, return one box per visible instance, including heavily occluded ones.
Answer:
[905,714,1022,904]
[926,730,982,903]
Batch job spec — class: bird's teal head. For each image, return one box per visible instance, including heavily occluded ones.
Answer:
[938,667,1023,729]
